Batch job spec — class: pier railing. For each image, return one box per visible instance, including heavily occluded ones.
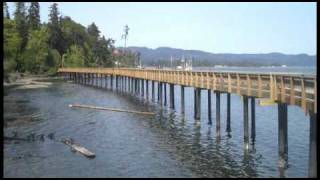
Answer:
[58,67,317,114]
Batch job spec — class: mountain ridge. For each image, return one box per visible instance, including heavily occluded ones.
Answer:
[122,46,316,67]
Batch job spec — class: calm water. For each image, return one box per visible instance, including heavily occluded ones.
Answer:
[4,70,313,177]
[194,66,316,75]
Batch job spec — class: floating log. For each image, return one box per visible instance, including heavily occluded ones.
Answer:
[62,139,95,158]
[69,104,155,115]
[4,136,28,141]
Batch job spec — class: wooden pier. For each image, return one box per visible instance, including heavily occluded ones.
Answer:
[58,67,317,177]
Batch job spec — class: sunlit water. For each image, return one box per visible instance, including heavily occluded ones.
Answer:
[195,66,316,75]
[4,70,313,177]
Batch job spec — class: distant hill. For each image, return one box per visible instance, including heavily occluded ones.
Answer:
[123,46,316,67]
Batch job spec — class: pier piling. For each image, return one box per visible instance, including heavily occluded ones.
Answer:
[226,93,231,132]
[194,88,201,120]
[243,95,249,150]
[208,90,212,124]
[170,84,175,109]
[309,112,317,178]
[278,102,288,168]
[251,97,256,144]
[181,86,185,114]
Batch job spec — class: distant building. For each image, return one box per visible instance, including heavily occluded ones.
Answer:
[112,49,122,57]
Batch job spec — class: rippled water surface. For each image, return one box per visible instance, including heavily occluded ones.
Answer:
[4,77,312,178]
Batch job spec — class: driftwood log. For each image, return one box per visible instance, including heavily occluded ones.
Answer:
[62,139,95,158]
[69,104,155,115]
[4,136,28,141]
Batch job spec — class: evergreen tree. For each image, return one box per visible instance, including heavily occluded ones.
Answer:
[48,3,64,55]
[28,2,40,30]
[60,16,89,49]
[14,2,29,71]
[93,36,113,67]
[3,2,10,19]
[14,2,28,49]
[87,22,100,41]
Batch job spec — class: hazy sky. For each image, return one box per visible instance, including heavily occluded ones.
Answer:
[7,2,316,55]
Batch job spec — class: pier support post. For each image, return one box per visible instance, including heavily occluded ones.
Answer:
[278,102,288,168]
[105,75,107,88]
[122,76,124,92]
[115,75,118,90]
[194,89,196,118]
[169,84,175,109]
[131,77,134,93]
[137,79,139,95]
[127,77,129,92]
[93,73,95,86]
[139,79,141,95]
[96,73,98,86]
[120,76,122,91]
[226,93,231,132]
[135,78,138,95]
[194,88,201,120]
[251,97,256,144]
[91,74,94,86]
[157,82,160,102]
[181,86,185,114]
[100,74,103,87]
[309,112,317,178]
[164,83,167,106]
[159,82,163,105]
[216,91,221,137]
[92,73,94,86]
[152,81,155,101]
[208,90,212,124]
[146,80,149,99]
[128,77,131,92]
[142,79,144,97]
[243,95,249,150]
[137,78,140,95]
[111,75,113,90]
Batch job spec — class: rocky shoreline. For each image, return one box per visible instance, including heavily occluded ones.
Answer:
[4,73,64,90]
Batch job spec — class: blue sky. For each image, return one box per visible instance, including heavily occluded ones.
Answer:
[7,2,316,55]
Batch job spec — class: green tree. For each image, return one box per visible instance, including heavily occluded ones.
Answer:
[4,19,22,75]
[3,2,10,19]
[63,45,85,67]
[14,2,28,50]
[83,42,95,67]
[28,2,40,30]
[87,22,100,43]
[46,49,61,75]
[93,36,113,67]
[48,3,64,55]
[23,27,49,74]
[60,16,90,49]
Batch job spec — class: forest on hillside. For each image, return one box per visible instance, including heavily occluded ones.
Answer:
[3,2,139,79]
